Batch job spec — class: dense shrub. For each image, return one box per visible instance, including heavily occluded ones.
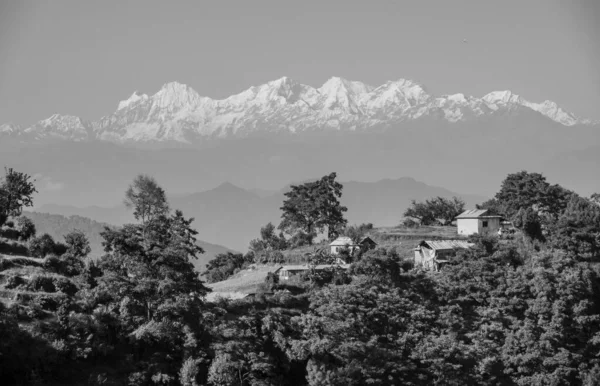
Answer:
[0,227,21,241]
[16,216,36,241]
[29,234,67,258]
[53,277,77,296]
[0,240,29,256]
[288,231,314,248]
[34,295,59,311]
[0,257,14,271]
[5,275,25,289]
[27,275,56,293]
[43,255,61,272]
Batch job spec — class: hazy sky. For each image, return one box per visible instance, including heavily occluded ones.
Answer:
[1,0,599,126]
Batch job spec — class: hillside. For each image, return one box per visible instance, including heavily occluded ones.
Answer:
[22,211,236,271]
[35,177,487,252]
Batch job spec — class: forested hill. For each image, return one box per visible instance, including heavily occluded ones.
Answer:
[23,211,110,257]
[22,211,235,270]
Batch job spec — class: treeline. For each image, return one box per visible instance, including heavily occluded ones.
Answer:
[0,169,600,385]
[22,211,111,257]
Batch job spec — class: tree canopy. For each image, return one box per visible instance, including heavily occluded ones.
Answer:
[403,196,465,225]
[0,167,37,226]
[279,172,348,243]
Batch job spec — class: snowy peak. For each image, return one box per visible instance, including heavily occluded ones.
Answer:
[152,81,203,111]
[317,77,372,114]
[483,90,523,105]
[117,91,149,110]
[2,76,594,144]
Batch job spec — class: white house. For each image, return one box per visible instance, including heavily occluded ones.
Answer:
[455,209,502,236]
[329,236,378,255]
[329,236,359,255]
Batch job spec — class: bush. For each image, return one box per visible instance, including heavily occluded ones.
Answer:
[58,253,85,276]
[0,240,29,256]
[16,217,36,241]
[5,275,25,289]
[0,257,15,271]
[43,255,62,272]
[53,277,77,296]
[0,227,21,240]
[35,295,59,311]
[288,232,314,248]
[401,218,420,228]
[5,220,14,228]
[29,234,57,258]
[28,275,56,293]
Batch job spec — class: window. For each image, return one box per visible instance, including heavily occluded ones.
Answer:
[482,221,488,228]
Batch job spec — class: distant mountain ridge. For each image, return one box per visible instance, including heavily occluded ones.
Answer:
[2,77,597,145]
[36,177,488,251]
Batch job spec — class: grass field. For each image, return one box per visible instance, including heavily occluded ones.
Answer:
[206,264,281,295]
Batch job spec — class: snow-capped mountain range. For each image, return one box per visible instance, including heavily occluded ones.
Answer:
[1,77,597,144]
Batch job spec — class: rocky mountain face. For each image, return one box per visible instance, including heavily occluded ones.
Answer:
[2,77,596,145]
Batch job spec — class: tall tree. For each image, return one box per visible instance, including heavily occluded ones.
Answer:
[0,167,37,226]
[124,174,170,226]
[279,172,347,243]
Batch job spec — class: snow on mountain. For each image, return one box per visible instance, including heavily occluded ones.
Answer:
[2,77,595,144]
[117,91,149,110]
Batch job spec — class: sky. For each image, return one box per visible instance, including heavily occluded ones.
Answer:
[0,0,599,126]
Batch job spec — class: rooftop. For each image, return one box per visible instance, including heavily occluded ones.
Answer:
[417,240,474,251]
[456,209,502,219]
[329,236,357,246]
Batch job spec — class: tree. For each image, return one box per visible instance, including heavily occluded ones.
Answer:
[97,206,210,382]
[16,216,36,241]
[249,222,288,254]
[341,223,373,243]
[124,174,169,226]
[403,196,465,225]
[0,167,37,226]
[513,207,544,241]
[202,252,252,283]
[64,230,91,258]
[279,172,348,243]
[551,195,600,259]
[493,171,572,219]
[29,233,58,258]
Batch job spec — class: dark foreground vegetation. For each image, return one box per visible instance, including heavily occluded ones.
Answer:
[1,167,600,385]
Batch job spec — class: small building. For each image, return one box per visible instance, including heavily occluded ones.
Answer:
[455,209,502,236]
[329,236,378,255]
[359,236,378,251]
[329,236,359,255]
[276,263,351,280]
[414,240,474,271]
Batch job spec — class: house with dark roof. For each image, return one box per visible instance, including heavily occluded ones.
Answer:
[455,209,502,236]
[414,239,474,271]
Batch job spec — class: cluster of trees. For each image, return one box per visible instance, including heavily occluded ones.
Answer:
[479,171,600,258]
[21,212,110,256]
[403,196,465,226]
[2,168,600,385]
